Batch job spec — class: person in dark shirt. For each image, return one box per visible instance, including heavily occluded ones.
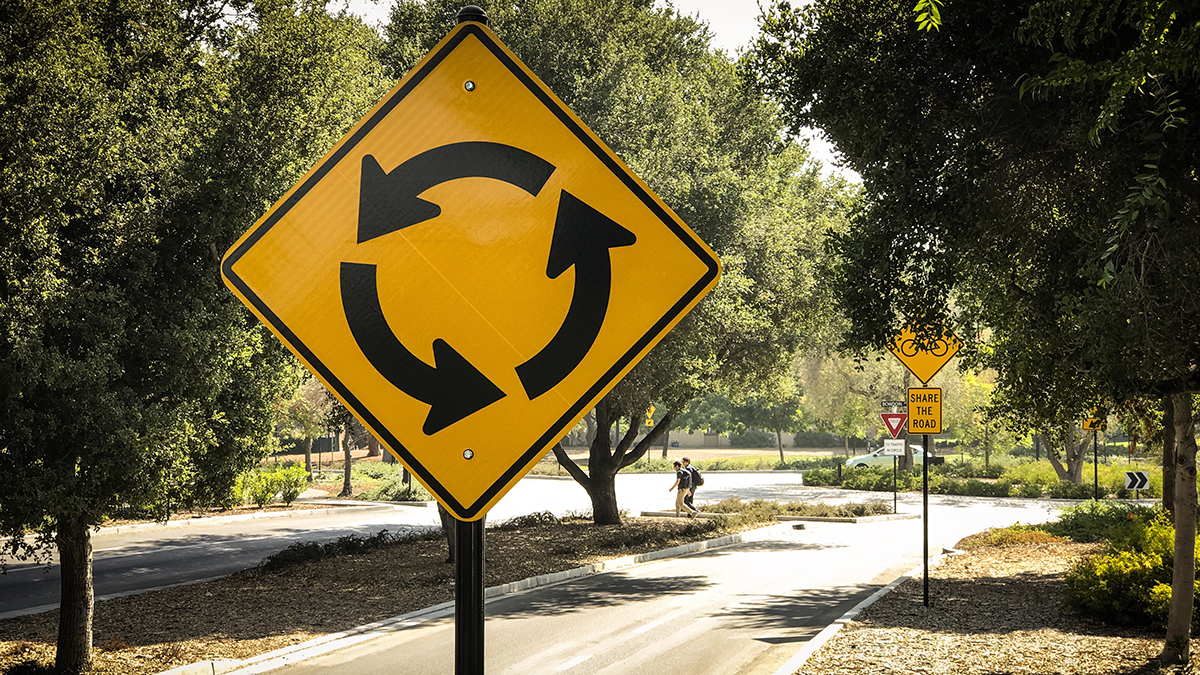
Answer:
[682,456,700,512]
[669,461,697,517]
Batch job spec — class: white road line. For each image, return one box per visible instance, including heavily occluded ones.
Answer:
[553,655,593,671]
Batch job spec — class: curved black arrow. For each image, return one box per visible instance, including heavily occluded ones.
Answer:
[357,141,556,243]
[515,190,636,400]
[340,262,505,435]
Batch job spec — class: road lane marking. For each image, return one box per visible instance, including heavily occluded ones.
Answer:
[554,655,592,671]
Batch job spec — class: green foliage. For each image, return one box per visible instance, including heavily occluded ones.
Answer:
[729,429,775,448]
[1047,481,1096,499]
[1047,500,1160,543]
[1063,512,1192,627]
[353,463,400,481]
[275,465,309,506]
[247,470,279,508]
[358,475,433,502]
[701,496,891,519]
[779,456,848,471]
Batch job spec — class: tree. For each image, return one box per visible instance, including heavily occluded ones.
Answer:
[752,0,1199,660]
[0,1,388,670]
[383,0,855,524]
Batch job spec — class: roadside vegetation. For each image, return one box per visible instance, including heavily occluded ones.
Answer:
[958,501,1194,632]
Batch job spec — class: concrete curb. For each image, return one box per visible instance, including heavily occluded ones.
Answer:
[769,548,960,675]
[639,511,921,523]
[167,523,793,675]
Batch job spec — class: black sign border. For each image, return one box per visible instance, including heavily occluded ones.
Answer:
[221,24,720,519]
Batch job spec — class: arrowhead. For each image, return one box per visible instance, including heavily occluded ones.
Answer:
[422,339,506,435]
[358,154,441,243]
[546,190,636,278]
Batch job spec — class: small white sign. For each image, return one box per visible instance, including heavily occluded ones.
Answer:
[880,439,906,456]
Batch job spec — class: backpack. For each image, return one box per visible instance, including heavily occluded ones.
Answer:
[689,465,704,486]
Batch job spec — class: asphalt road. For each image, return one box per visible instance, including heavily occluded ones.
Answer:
[0,471,1063,622]
[258,485,1061,675]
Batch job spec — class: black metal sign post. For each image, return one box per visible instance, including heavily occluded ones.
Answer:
[893,456,898,514]
[923,433,930,607]
[455,517,485,674]
[1093,427,1099,501]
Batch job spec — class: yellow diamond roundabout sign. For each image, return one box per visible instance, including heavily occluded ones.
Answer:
[221,22,720,520]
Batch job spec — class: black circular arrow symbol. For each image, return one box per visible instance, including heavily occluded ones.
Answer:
[340,140,635,436]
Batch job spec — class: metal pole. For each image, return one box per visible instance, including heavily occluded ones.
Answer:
[1093,428,1099,501]
[923,433,930,607]
[455,517,485,674]
[893,456,898,514]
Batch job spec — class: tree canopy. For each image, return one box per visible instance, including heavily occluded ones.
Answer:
[0,0,389,669]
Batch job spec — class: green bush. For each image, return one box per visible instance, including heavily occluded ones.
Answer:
[276,465,309,505]
[1062,512,1187,627]
[802,467,837,486]
[354,463,399,480]
[1019,482,1044,498]
[729,428,774,448]
[1047,500,1160,542]
[247,470,279,507]
[1047,480,1096,500]
[358,475,433,502]
[776,455,848,471]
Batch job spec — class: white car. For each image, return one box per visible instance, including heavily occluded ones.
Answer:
[846,446,925,469]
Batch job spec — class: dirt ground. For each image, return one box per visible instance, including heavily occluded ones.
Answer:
[797,540,1197,675]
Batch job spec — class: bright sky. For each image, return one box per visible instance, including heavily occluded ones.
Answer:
[338,0,855,180]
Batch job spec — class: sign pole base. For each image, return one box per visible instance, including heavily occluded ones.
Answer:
[455,517,485,674]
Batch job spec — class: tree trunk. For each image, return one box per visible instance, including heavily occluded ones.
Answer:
[1162,395,1176,516]
[1162,393,1196,665]
[1033,433,1041,461]
[584,409,597,447]
[661,428,669,459]
[366,434,381,457]
[56,517,93,674]
[301,437,313,483]
[340,431,353,497]
[777,429,784,464]
[590,467,621,524]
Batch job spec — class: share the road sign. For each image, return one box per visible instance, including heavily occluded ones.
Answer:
[906,388,942,435]
[221,22,720,520]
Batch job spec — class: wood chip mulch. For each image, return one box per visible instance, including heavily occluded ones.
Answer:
[797,541,1199,675]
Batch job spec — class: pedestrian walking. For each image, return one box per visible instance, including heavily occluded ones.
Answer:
[682,456,703,512]
[669,461,697,518]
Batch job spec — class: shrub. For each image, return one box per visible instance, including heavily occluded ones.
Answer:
[354,463,399,480]
[801,468,836,486]
[777,456,847,471]
[276,465,309,505]
[1047,500,1160,542]
[1019,482,1044,498]
[247,470,279,507]
[1062,512,1185,627]
[358,475,433,502]
[1047,480,1095,499]
[729,428,774,448]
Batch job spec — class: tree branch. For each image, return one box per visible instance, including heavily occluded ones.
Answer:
[551,442,591,494]
[611,415,641,467]
[619,413,675,470]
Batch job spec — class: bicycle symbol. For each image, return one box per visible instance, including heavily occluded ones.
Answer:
[898,338,951,358]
